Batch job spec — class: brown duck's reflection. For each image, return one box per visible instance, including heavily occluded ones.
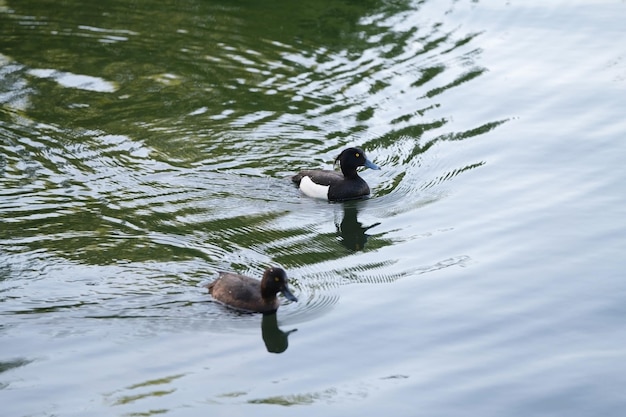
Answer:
[336,202,380,251]
[261,312,297,354]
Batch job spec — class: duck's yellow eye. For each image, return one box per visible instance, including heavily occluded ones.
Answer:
[275,277,280,282]
[355,153,360,157]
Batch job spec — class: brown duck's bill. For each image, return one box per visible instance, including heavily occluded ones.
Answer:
[281,286,298,302]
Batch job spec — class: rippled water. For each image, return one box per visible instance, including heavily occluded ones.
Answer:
[2,0,626,415]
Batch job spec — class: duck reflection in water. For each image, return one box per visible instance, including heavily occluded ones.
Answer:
[336,202,380,251]
[262,312,297,354]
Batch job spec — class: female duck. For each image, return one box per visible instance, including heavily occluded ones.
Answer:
[206,267,298,313]
[292,147,380,201]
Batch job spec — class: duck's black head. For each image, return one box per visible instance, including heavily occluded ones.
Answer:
[261,267,298,302]
[335,147,380,177]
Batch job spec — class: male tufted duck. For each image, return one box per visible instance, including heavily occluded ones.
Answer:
[292,147,380,201]
[206,267,298,313]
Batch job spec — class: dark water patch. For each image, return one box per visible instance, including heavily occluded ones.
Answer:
[247,389,337,406]
[0,358,32,374]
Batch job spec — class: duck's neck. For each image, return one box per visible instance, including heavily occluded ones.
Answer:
[341,167,360,179]
[260,282,275,299]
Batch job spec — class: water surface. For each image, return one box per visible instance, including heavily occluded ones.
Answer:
[1,0,626,416]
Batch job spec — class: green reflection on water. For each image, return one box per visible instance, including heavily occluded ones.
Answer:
[0,0,388,140]
[1,0,497,275]
[248,388,337,406]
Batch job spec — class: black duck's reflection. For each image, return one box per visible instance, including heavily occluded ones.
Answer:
[261,312,297,354]
[336,202,380,251]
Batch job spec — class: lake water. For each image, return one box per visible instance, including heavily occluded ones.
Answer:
[1,0,626,416]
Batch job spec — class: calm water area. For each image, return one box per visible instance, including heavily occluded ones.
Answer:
[1,0,626,416]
